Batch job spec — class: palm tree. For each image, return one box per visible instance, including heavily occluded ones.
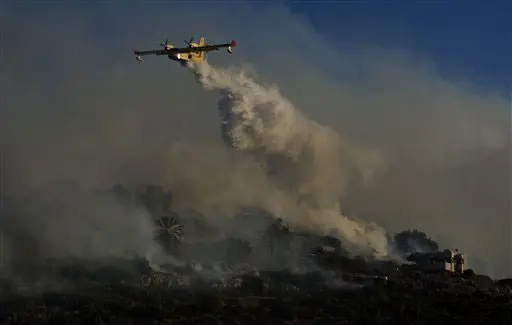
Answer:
[154,213,184,254]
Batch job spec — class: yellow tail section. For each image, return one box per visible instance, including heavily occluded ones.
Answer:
[197,36,205,61]
[190,36,206,63]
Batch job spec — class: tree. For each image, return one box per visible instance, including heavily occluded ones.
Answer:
[263,218,292,255]
[137,185,173,217]
[224,237,252,264]
[393,229,439,257]
[108,184,132,203]
[154,214,184,255]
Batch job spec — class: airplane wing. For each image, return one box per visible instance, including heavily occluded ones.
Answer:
[172,41,237,54]
[134,49,168,56]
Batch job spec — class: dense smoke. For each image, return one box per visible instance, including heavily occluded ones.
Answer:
[1,3,509,277]
[2,181,163,266]
[188,62,390,258]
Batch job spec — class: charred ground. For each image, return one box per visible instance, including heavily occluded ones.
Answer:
[1,184,511,324]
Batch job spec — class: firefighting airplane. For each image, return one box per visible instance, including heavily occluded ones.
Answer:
[134,36,237,66]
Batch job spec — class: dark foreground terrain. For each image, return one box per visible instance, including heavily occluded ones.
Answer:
[6,185,508,323]
[1,259,511,325]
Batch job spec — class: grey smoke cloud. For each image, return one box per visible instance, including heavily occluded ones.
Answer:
[189,61,390,257]
[5,181,158,261]
[1,4,510,276]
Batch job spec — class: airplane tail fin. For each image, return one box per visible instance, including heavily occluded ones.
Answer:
[198,36,205,61]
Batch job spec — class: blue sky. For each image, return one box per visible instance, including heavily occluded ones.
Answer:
[288,1,510,96]
[5,1,509,96]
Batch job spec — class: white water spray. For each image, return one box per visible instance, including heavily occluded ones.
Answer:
[188,62,391,259]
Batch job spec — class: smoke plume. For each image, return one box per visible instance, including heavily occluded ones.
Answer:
[2,181,162,265]
[1,3,509,277]
[188,62,390,258]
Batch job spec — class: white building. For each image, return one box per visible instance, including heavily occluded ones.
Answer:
[453,251,466,273]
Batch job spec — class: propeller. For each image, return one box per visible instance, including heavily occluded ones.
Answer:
[159,38,169,47]
[184,37,194,46]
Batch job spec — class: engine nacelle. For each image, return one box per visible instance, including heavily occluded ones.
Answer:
[227,40,236,54]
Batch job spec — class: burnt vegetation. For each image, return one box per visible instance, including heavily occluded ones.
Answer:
[393,229,440,257]
[1,184,511,324]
